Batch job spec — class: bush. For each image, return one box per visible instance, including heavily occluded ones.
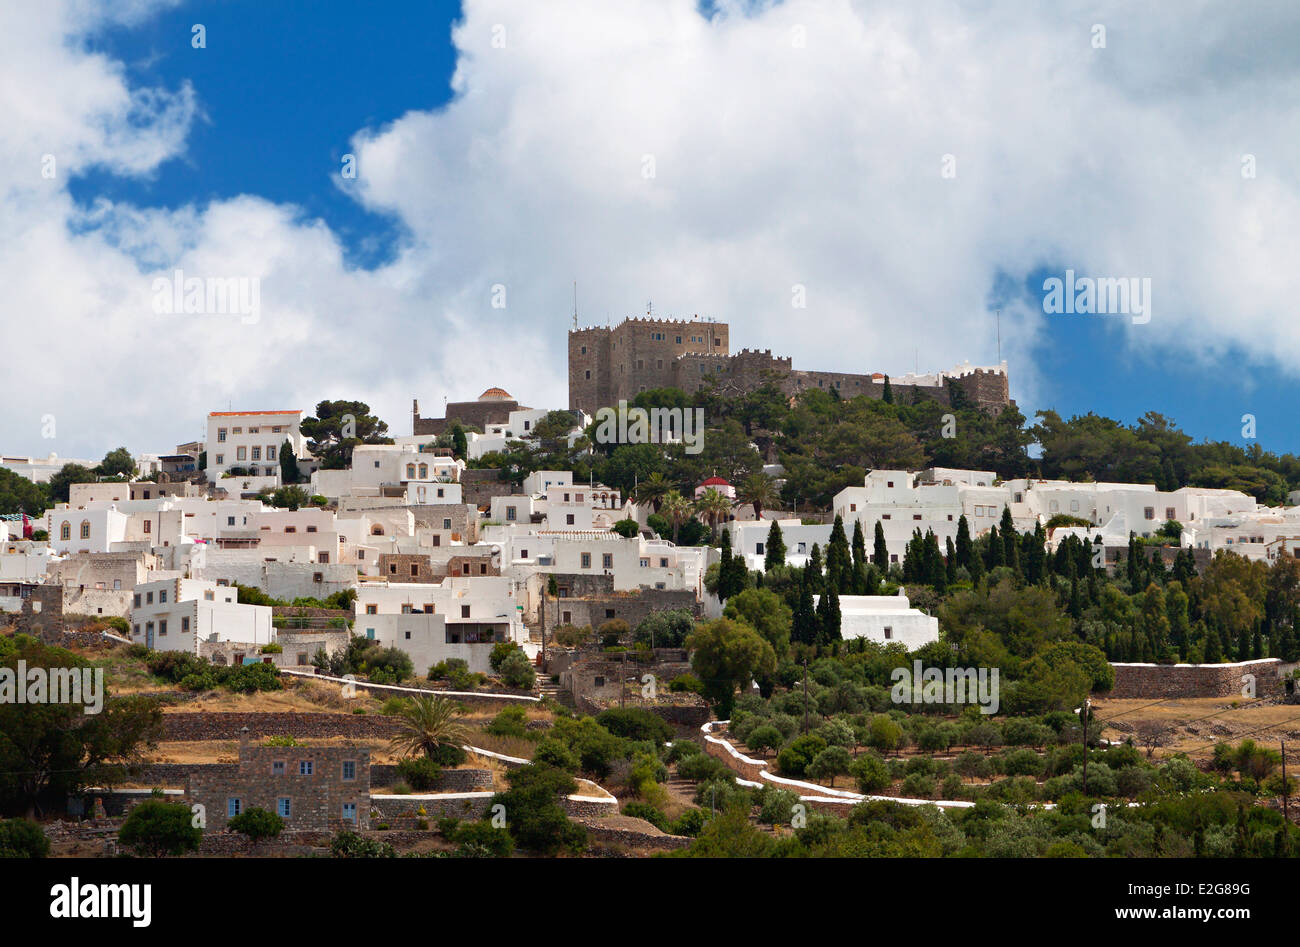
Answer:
[118,801,202,857]
[330,830,395,858]
[228,807,285,844]
[534,738,581,772]
[499,649,537,689]
[776,734,828,778]
[851,753,892,793]
[675,752,730,782]
[670,808,707,836]
[623,801,669,830]
[0,818,49,858]
[490,764,587,855]
[397,757,443,791]
[595,707,672,745]
[427,743,467,767]
[451,820,514,857]
[487,706,531,739]
[489,641,522,672]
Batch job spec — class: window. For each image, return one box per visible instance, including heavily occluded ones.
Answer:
[912,514,922,520]
[1144,507,1155,520]
[233,427,242,434]
[267,445,277,460]
[60,522,70,540]
[227,798,242,818]
[566,514,575,525]
[506,506,516,521]
[158,621,167,636]
[443,518,452,529]
[146,591,153,604]
[251,447,261,461]
[419,464,428,478]
[581,552,591,568]
[218,428,227,442]
[602,553,613,569]
[461,605,470,618]
[133,593,141,608]
[342,761,356,781]
[143,519,151,534]
[249,426,259,434]
[159,589,167,603]
[215,454,224,465]
[277,797,291,818]
[883,626,893,640]
[80,521,91,539]
[299,760,314,776]
[236,447,247,461]
[342,802,357,823]
[407,464,416,478]
[1166,507,1176,520]
[366,604,377,614]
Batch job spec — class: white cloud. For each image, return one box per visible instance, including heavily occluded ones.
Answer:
[2,0,1299,459]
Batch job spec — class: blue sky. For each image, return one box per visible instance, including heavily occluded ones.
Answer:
[7,0,1299,460]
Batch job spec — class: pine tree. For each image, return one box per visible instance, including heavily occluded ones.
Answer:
[764,520,786,572]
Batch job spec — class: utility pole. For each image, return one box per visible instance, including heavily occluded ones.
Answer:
[802,658,810,734]
[1284,739,1291,853]
[1081,698,1091,796]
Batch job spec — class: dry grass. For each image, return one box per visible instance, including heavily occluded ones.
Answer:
[1092,696,1300,762]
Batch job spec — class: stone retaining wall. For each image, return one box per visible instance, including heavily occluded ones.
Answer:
[161,711,402,741]
[1108,659,1282,699]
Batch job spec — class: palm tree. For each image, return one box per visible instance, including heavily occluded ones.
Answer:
[388,694,469,760]
[737,472,779,520]
[659,490,692,544]
[634,472,671,513]
[694,487,733,542]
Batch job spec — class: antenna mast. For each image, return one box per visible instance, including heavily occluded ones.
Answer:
[573,281,578,329]
[996,309,1002,363]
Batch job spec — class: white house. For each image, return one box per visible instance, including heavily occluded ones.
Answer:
[129,578,272,653]
[821,592,939,650]
[206,410,305,480]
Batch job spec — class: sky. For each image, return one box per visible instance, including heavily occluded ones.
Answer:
[3,0,1300,462]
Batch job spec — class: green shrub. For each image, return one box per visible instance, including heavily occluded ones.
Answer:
[118,801,202,857]
[0,818,49,858]
[776,734,828,778]
[594,707,672,745]
[397,757,443,791]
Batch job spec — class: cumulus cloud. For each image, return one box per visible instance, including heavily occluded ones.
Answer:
[2,0,1298,458]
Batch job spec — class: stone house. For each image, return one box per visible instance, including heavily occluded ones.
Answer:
[186,733,371,833]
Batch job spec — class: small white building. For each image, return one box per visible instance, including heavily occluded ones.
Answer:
[206,410,305,480]
[129,578,272,653]
[819,592,939,650]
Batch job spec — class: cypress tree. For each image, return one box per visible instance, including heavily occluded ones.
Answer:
[807,543,824,594]
[945,536,958,585]
[827,514,852,594]
[882,375,894,404]
[985,525,1003,569]
[851,519,867,572]
[999,507,1020,576]
[764,520,786,572]
[955,514,974,572]
[873,520,889,571]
